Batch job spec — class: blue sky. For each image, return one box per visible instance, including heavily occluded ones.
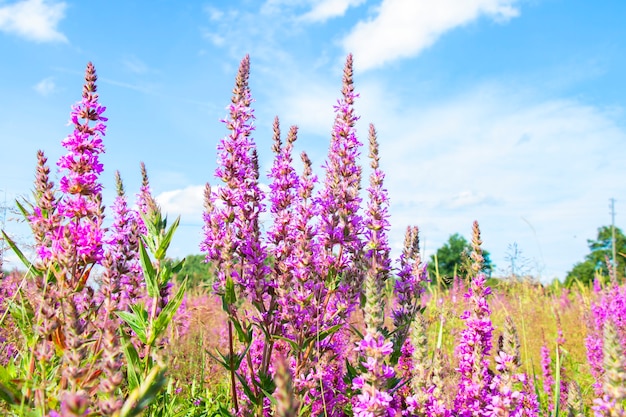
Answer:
[1,0,625,281]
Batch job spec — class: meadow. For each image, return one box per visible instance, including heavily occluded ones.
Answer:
[0,56,624,417]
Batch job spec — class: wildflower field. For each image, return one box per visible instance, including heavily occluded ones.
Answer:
[0,56,624,417]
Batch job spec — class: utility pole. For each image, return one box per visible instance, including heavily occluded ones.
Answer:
[610,198,616,270]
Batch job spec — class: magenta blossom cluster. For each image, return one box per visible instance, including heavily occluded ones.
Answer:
[352,333,397,417]
[454,273,495,416]
[53,62,106,269]
[201,55,269,305]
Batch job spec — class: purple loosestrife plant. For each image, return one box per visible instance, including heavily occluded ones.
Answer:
[453,272,495,417]
[392,226,429,362]
[351,334,397,417]
[592,319,626,416]
[46,62,108,409]
[486,317,538,417]
[98,172,143,314]
[0,62,187,417]
[586,278,626,397]
[362,124,391,292]
[361,124,391,333]
[316,54,363,282]
[202,55,274,416]
[53,62,106,277]
[24,150,61,263]
[202,54,268,303]
[267,118,300,278]
[350,125,397,416]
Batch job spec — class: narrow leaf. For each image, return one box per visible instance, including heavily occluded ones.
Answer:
[1,231,41,276]
[155,216,180,260]
[138,239,158,298]
[117,310,148,344]
[151,279,187,343]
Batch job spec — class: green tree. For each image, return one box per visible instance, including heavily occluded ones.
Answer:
[428,233,494,284]
[565,226,626,286]
[174,253,215,288]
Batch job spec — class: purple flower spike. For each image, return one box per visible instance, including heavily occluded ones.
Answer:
[201,55,268,303]
[317,54,363,274]
[39,62,106,275]
[454,273,495,416]
[363,124,391,291]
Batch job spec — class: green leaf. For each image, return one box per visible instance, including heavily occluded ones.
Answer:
[207,345,248,372]
[224,276,237,307]
[344,358,358,386]
[151,279,187,344]
[157,261,173,288]
[14,199,31,219]
[0,377,21,405]
[206,349,228,369]
[257,370,276,397]
[217,403,235,417]
[553,345,561,417]
[272,335,301,354]
[138,239,158,298]
[171,258,185,274]
[235,372,258,404]
[1,231,41,277]
[120,331,142,392]
[8,298,34,342]
[230,317,252,344]
[117,308,148,344]
[155,216,180,260]
[302,323,343,351]
[118,363,167,417]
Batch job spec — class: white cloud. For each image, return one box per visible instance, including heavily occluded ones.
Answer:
[342,0,520,71]
[204,5,224,21]
[33,77,56,95]
[202,29,226,47]
[156,185,205,218]
[300,0,366,22]
[0,0,67,43]
[353,81,626,280]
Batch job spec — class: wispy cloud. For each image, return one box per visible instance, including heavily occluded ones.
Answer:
[122,56,149,75]
[0,0,67,43]
[353,79,626,279]
[442,190,499,210]
[300,0,366,23]
[33,76,56,96]
[342,0,520,71]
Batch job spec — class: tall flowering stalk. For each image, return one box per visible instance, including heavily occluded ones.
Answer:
[586,277,626,397]
[202,55,273,416]
[100,171,143,313]
[350,123,397,417]
[202,54,268,303]
[46,62,108,409]
[593,319,626,416]
[454,272,494,416]
[454,222,494,416]
[317,53,363,279]
[487,317,538,416]
[392,226,429,360]
[25,150,60,262]
[52,61,106,278]
[363,124,391,290]
[268,119,300,304]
